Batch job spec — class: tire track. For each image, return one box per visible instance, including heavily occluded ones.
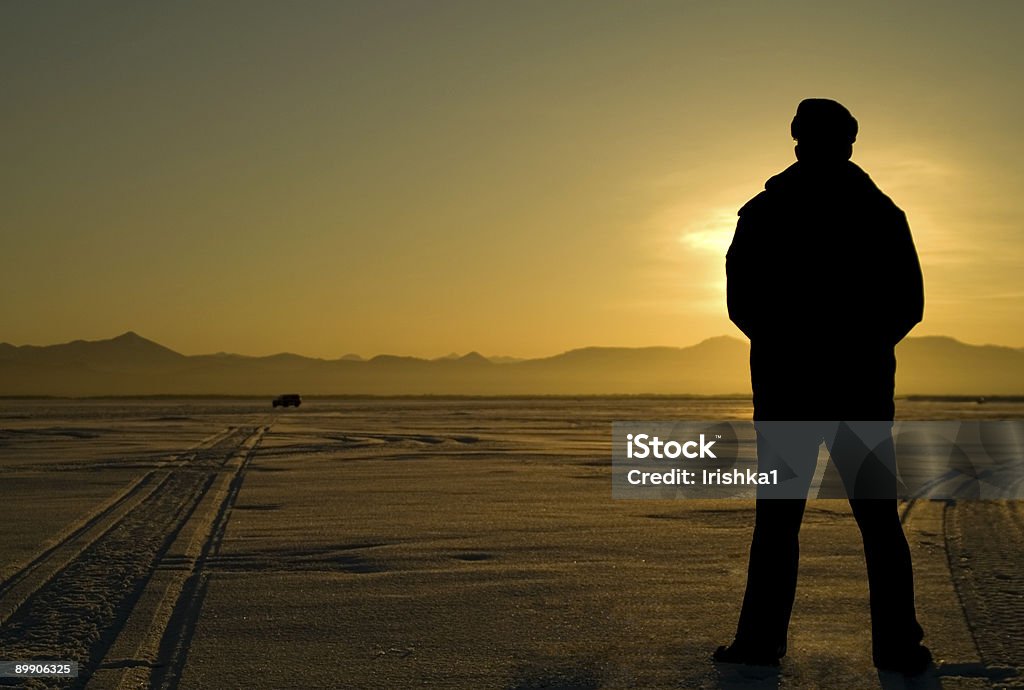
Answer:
[0,427,238,630]
[943,500,1024,679]
[0,426,263,689]
[147,426,265,690]
[901,495,1023,685]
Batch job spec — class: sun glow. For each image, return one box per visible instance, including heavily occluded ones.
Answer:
[678,207,739,257]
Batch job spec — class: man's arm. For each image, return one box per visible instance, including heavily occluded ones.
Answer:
[726,210,762,340]
[887,209,925,344]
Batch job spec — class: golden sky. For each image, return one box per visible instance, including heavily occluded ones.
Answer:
[2,2,1022,358]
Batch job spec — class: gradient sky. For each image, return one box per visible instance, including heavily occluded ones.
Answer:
[3,1,1022,358]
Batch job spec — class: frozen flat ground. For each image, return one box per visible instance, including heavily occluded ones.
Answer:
[0,397,1021,689]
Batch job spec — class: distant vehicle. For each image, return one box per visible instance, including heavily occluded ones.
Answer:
[272,394,302,408]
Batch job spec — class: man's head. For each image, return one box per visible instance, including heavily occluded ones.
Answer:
[791,98,857,163]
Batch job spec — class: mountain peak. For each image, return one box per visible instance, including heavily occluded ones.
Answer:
[106,331,180,354]
[113,330,145,342]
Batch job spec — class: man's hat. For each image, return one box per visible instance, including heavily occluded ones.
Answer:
[791,99,858,144]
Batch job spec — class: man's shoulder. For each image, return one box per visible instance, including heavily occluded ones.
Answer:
[739,162,906,220]
[738,164,799,218]
[738,191,771,219]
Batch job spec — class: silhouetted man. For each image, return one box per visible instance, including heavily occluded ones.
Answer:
[714,99,931,675]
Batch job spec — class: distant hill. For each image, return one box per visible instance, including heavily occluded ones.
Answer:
[0,332,1021,396]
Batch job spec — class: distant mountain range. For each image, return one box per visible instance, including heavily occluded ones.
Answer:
[0,331,1022,396]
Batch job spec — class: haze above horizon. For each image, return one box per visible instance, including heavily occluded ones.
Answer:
[3,2,1023,358]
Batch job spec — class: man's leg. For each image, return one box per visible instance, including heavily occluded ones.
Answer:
[827,422,930,673]
[731,498,807,658]
[716,424,819,663]
[847,498,929,672]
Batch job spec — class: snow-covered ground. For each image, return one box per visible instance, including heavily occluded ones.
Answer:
[0,397,1020,689]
